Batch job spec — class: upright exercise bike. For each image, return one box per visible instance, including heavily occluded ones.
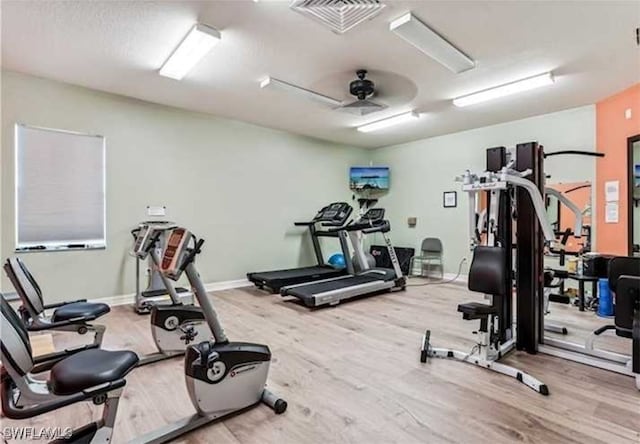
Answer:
[131,224,209,366]
[131,226,286,443]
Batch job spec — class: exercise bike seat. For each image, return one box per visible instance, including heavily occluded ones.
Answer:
[457,302,498,320]
[49,349,139,396]
[51,302,110,322]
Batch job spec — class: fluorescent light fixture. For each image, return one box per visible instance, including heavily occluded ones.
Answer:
[159,24,221,80]
[453,72,555,107]
[357,111,420,133]
[390,12,475,74]
[260,76,343,107]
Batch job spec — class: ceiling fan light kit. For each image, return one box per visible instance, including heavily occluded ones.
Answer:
[338,69,387,116]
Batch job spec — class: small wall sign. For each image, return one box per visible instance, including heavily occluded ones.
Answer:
[443,191,457,208]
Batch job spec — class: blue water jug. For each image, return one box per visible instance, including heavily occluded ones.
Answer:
[597,278,614,317]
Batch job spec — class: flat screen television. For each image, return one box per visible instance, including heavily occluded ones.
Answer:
[349,166,389,191]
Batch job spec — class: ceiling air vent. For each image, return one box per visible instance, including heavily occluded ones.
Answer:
[290,0,385,34]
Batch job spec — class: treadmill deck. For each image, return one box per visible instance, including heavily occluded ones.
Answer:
[247,265,345,293]
[281,270,399,307]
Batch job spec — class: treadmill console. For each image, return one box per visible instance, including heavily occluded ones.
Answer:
[131,221,177,259]
[132,225,154,259]
[358,208,385,223]
[313,202,353,224]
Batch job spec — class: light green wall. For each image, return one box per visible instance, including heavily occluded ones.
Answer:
[369,105,597,275]
[0,70,600,301]
[1,71,368,302]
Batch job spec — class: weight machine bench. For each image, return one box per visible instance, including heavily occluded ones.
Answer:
[421,246,549,395]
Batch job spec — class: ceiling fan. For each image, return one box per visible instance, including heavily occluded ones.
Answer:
[260,69,387,116]
[338,69,387,116]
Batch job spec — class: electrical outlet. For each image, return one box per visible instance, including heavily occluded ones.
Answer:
[625,108,632,120]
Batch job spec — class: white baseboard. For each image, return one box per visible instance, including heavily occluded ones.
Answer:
[442,273,468,285]
[92,279,252,307]
[204,279,251,292]
[92,293,137,307]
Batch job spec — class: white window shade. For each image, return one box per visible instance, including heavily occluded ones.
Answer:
[15,124,106,251]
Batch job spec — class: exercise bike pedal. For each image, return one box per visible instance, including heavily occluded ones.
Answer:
[420,330,431,363]
[179,325,199,344]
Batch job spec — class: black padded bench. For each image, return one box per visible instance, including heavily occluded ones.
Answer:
[458,302,499,320]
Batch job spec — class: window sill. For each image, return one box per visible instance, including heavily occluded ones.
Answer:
[15,244,106,253]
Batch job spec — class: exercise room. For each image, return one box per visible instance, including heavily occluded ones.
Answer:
[1,1,639,443]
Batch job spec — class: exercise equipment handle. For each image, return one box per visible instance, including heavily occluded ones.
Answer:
[144,231,163,254]
[179,237,205,274]
[544,150,605,158]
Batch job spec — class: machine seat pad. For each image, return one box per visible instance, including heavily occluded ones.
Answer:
[457,302,498,317]
[49,349,139,396]
[51,302,110,322]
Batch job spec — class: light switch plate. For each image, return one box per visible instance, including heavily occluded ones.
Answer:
[146,206,166,217]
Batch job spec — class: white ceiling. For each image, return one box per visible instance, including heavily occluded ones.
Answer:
[2,1,639,148]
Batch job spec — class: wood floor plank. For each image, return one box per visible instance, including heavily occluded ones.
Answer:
[2,281,638,443]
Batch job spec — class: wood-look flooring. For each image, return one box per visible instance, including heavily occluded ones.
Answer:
[3,281,639,443]
[545,297,630,355]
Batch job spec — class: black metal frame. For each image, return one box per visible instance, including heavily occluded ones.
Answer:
[515,142,545,352]
[483,143,545,352]
[628,134,640,256]
[486,146,513,343]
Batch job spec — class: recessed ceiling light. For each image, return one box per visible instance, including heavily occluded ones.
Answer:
[390,12,475,74]
[260,77,343,107]
[452,72,555,107]
[159,24,221,80]
[357,111,420,133]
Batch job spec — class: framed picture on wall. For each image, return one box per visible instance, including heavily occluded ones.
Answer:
[443,191,457,208]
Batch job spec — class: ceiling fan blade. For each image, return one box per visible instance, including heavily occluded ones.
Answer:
[338,99,387,116]
[260,76,342,107]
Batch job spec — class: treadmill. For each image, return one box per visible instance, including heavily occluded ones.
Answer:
[280,208,406,308]
[247,202,354,293]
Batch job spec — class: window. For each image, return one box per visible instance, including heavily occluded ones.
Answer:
[15,124,106,252]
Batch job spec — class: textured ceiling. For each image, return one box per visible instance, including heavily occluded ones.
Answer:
[2,0,639,148]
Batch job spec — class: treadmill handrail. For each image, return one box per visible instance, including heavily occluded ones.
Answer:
[320,221,348,227]
[326,219,387,233]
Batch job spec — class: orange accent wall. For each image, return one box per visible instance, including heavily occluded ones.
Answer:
[595,84,640,255]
